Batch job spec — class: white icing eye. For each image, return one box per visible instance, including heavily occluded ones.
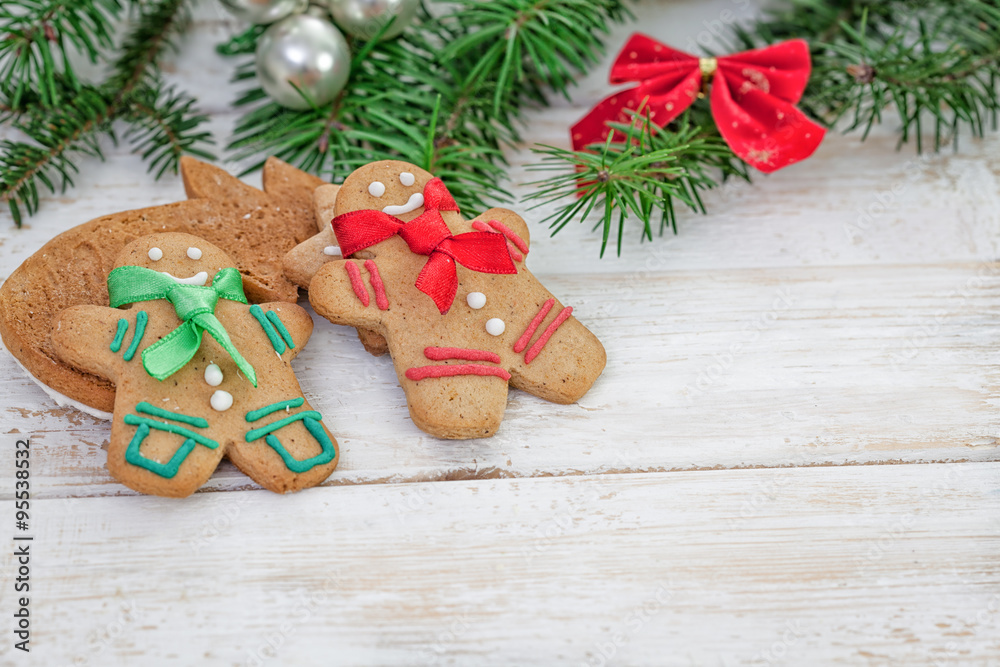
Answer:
[486,318,506,336]
[399,172,415,187]
[323,245,341,256]
[368,181,386,197]
[204,363,223,387]
[467,292,487,309]
[148,247,163,261]
[210,390,233,412]
[187,247,202,260]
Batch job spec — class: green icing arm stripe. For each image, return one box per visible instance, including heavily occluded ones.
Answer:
[266,310,295,348]
[249,304,285,354]
[264,417,336,473]
[136,401,209,428]
[123,310,148,362]
[245,411,322,442]
[124,423,197,479]
[245,397,305,423]
[110,319,128,353]
[124,414,219,449]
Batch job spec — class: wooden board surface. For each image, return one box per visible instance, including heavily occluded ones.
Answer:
[0,463,998,666]
[0,0,998,664]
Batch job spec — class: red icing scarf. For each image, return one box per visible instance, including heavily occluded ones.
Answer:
[332,178,517,314]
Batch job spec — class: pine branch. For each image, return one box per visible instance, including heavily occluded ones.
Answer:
[222,0,630,213]
[108,0,189,98]
[734,0,1000,150]
[0,0,127,108]
[0,0,214,225]
[530,0,1000,255]
[439,0,632,114]
[0,85,109,224]
[123,81,216,179]
[526,112,747,257]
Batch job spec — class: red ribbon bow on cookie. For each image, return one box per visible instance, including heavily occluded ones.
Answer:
[332,178,517,314]
[571,34,825,173]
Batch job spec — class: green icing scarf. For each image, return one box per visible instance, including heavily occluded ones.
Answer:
[107,265,258,387]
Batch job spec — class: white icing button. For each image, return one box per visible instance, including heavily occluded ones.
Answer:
[399,172,415,187]
[323,245,341,256]
[368,181,386,197]
[204,363,223,387]
[486,318,506,336]
[187,247,202,260]
[210,390,233,412]
[148,247,163,261]
[467,292,487,309]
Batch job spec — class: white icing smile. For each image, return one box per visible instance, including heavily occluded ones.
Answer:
[383,193,424,215]
[159,270,209,286]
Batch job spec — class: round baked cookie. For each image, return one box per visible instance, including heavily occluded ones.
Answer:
[0,157,326,415]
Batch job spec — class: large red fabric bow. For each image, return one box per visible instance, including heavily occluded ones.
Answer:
[332,178,517,314]
[571,34,825,173]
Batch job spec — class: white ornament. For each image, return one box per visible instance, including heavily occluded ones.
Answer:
[399,172,415,186]
[204,363,224,387]
[148,247,163,261]
[486,318,505,336]
[368,181,386,197]
[256,14,351,110]
[187,247,202,260]
[466,292,486,309]
[324,0,419,40]
[219,0,307,24]
[211,390,234,412]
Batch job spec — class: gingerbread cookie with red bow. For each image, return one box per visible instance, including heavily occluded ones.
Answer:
[53,233,339,497]
[305,160,606,439]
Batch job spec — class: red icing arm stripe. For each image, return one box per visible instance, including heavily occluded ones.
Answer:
[524,306,573,365]
[488,220,529,255]
[506,242,524,263]
[424,347,501,363]
[513,299,555,353]
[406,364,512,382]
[345,262,369,307]
[364,260,389,310]
[472,220,522,262]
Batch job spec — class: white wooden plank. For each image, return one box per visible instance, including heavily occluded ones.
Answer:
[4,259,999,497]
[0,463,996,666]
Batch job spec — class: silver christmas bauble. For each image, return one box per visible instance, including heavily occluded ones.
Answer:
[256,14,351,110]
[324,0,419,40]
[219,0,307,25]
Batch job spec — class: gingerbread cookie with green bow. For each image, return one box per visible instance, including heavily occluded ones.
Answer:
[53,233,339,497]
[305,160,606,439]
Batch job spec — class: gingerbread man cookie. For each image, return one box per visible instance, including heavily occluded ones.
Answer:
[283,182,390,356]
[52,233,339,496]
[307,161,606,439]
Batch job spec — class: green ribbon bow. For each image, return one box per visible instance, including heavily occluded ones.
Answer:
[107,265,258,387]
